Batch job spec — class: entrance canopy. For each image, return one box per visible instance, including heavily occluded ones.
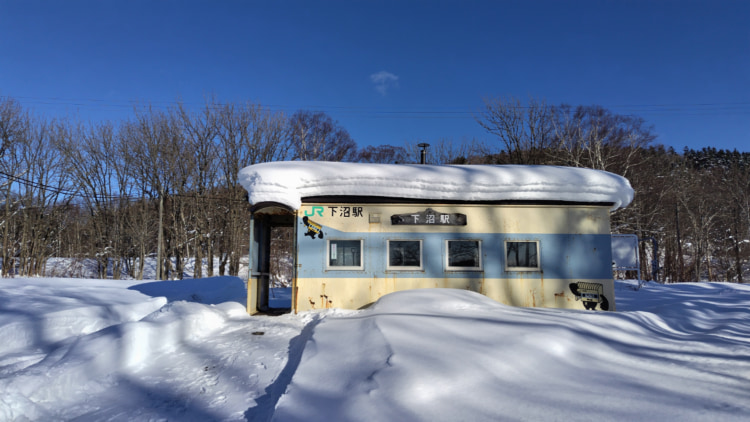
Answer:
[239,161,634,210]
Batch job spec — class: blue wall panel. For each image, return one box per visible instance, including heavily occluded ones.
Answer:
[296,222,612,281]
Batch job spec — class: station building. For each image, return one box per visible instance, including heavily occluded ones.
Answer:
[239,161,634,314]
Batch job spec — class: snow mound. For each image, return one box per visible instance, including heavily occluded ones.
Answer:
[273,286,750,422]
[239,161,634,210]
[0,278,167,358]
[2,278,750,421]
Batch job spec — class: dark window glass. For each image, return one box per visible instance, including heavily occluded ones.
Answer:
[447,240,481,269]
[506,241,539,269]
[389,240,422,268]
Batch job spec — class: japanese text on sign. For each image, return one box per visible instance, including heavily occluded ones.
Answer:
[390,208,467,226]
[304,206,364,218]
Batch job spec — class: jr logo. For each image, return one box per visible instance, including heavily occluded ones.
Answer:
[304,206,324,217]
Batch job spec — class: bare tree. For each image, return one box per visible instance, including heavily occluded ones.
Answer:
[713,156,749,283]
[14,118,72,276]
[0,97,29,276]
[551,105,656,177]
[6,93,744,287]
[176,100,220,278]
[289,110,356,162]
[120,105,185,280]
[215,101,291,276]
[0,97,27,161]
[55,121,134,278]
[477,96,554,164]
[356,144,410,164]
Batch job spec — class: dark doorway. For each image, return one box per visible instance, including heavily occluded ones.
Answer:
[249,209,295,314]
[268,226,294,309]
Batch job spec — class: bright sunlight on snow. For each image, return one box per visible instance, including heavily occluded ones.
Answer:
[1,277,749,421]
[238,162,634,211]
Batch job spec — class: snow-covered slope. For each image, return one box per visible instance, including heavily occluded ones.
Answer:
[0,277,748,421]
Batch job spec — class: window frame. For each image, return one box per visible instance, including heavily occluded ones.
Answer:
[386,239,424,271]
[504,240,541,272]
[326,239,364,271]
[444,239,483,272]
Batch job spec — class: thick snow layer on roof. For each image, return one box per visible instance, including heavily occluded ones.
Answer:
[238,161,634,211]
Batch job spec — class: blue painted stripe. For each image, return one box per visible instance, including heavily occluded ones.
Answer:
[296,222,613,280]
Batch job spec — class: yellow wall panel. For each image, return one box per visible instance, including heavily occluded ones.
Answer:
[301,203,610,235]
[294,277,616,312]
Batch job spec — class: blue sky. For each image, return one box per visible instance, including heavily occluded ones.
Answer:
[1,0,748,152]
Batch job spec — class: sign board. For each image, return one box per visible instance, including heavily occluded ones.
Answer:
[391,208,467,226]
[611,234,639,270]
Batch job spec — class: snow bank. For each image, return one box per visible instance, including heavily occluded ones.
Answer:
[1,277,749,421]
[274,284,750,422]
[0,276,299,422]
[0,278,167,356]
[238,161,634,211]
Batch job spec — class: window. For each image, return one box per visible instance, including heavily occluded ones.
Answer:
[387,240,423,270]
[446,240,482,271]
[505,241,540,271]
[327,239,363,270]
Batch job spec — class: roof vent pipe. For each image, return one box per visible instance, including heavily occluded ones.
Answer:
[418,143,430,165]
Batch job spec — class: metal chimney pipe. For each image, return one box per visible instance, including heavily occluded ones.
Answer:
[418,143,430,165]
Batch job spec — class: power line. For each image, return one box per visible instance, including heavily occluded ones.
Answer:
[0,170,250,205]
[8,94,750,119]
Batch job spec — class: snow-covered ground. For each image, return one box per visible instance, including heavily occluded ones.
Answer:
[1,277,749,421]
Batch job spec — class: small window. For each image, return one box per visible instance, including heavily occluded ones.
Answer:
[505,241,540,271]
[446,240,482,271]
[387,240,423,270]
[327,239,363,270]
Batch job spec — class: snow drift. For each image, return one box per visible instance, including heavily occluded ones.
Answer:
[1,277,749,421]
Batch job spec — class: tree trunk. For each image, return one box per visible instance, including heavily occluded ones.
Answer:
[194,233,203,279]
[137,242,145,280]
[156,194,164,280]
[207,238,214,277]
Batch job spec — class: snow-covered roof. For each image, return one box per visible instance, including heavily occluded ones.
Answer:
[238,161,634,211]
